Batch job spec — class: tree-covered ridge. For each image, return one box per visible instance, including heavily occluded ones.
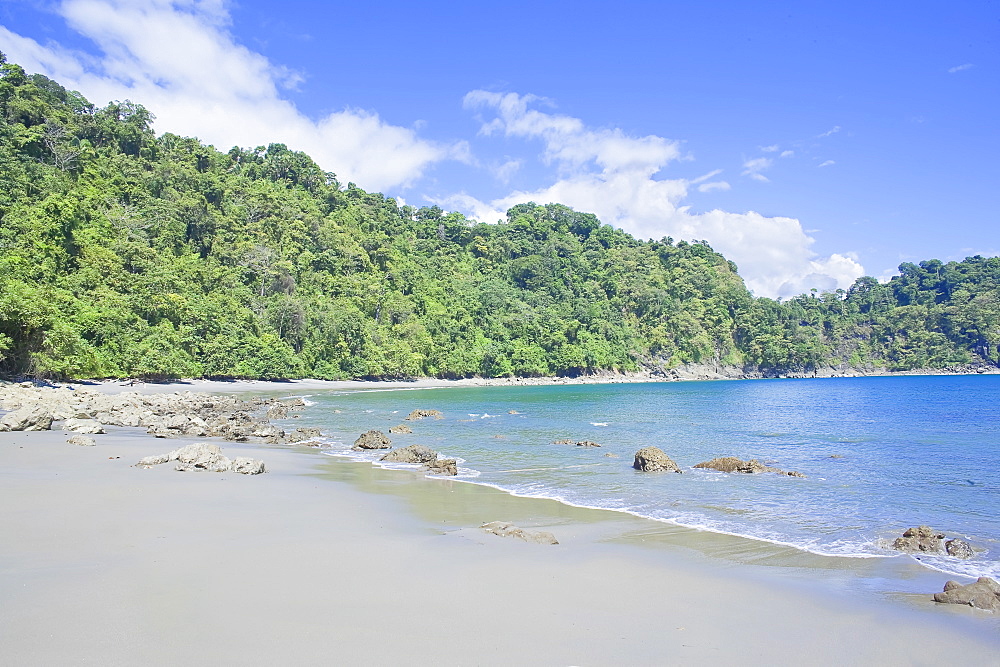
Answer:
[1,54,998,380]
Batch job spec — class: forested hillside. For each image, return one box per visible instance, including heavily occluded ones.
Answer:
[1,54,998,380]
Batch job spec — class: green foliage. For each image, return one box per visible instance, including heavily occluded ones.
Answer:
[0,55,997,380]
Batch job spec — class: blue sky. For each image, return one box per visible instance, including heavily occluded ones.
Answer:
[1,0,997,297]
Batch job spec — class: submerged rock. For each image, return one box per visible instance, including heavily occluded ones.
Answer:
[575,440,601,448]
[388,424,413,434]
[694,456,805,478]
[404,409,443,421]
[481,521,559,545]
[933,577,1000,612]
[633,446,682,473]
[380,444,439,464]
[352,430,391,450]
[66,435,96,447]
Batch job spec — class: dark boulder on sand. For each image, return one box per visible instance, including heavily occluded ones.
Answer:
[633,447,682,473]
[352,430,392,450]
[933,577,1000,612]
[380,444,438,464]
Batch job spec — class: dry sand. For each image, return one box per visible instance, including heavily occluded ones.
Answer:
[1,383,999,665]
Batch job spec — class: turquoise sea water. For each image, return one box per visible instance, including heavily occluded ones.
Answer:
[292,375,998,580]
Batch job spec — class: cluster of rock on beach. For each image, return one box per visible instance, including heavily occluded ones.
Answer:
[3,383,996,612]
[0,381,329,474]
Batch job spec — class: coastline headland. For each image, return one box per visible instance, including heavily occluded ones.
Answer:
[1,378,998,664]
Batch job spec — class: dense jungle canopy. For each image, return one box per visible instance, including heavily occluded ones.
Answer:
[1,54,998,380]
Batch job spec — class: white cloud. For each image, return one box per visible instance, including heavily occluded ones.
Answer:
[817,125,841,138]
[760,144,780,153]
[0,0,454,191]
[697,181,731,193]
[742,156,773,182]
[948,63,974,73]
[780,150,794,158]
[441,93,864,299]
[493,159,522,184]
[817,160,836,168]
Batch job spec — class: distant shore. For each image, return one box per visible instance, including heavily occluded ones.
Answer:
[13,359,998,397]
[2,380,999,663]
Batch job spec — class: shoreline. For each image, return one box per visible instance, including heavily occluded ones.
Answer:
[2,382,999,663]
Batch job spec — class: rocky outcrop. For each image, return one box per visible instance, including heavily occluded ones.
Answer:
[633,447,682,473]
[380,444,438,464]
[66,435,96,447]
[694,456,805,478]
[388,424,413,434]
[933,577,1000,612]
[404,409,443,421]
[136,443,265,475]
[481,521,559,545]
[892,525,946,554]
[0,406,54,431]
[231,456,267,475]
[425,458,458,476]
[62,418,106,434]
[352,430,391,450]
[0,383,297,443]
[285,427,323,443]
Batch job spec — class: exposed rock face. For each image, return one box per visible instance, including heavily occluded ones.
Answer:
[285,427,323,443]
[231,456,266,475]
[633,447,682,473]
[66,435,96,447]
[933,577,1000,612]
[136,443,265,474]
[380,444,438,464]
[404,409,443,421]
[0,383,294,442]
[170,443,232,472]
[0,406,54,431]
[352,430,391,450]
[63,418,106,434]
[388,424,413,434]
[892,525,946,554]
[946,539,974,559]
[425,458,458,476]
[481,521,559,545]
[552,439,574,444]
[694,456,805,478]
[575,440,601,447]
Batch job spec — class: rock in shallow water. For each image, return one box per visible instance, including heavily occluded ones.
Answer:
[404,409,443,421]
[352,430,391,450]
[633,446,682,473]
[380,444,438,463]
[694,456,805,477]
[425,459,458,476]
[945,539,974,559]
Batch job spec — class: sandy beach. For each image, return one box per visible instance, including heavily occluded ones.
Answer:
[2,381,999,665]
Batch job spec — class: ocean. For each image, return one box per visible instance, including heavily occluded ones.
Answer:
[283,375,999,582]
